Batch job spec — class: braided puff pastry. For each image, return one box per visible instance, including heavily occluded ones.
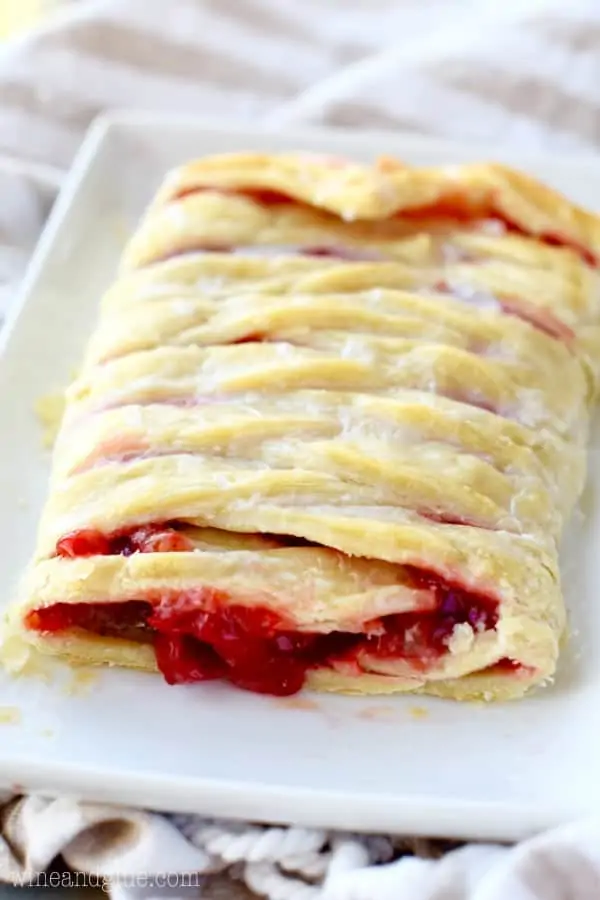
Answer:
[8,152,600,699]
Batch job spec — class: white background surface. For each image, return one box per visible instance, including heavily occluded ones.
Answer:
[0,114,599,842]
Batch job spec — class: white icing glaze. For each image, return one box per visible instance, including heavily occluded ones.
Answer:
[477,218,508,237]
[442,280,502,312]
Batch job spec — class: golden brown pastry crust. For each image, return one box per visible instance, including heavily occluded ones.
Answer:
[8,151,600,700]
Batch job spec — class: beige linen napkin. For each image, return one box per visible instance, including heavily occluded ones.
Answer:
[2,0,600,897]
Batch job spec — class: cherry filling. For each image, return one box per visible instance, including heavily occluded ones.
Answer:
[397,199,597,267]
[27,560,500,695]
[168,186,598,268]
[26,600,151,639]
[56,525,195,557]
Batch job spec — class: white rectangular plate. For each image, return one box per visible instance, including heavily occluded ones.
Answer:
[1,113,599,842]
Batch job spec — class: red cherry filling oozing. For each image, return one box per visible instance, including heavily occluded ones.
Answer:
[56,524,195,557]
[26,599,151,638]
[27,554,500,695]
[371,568,498,666]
